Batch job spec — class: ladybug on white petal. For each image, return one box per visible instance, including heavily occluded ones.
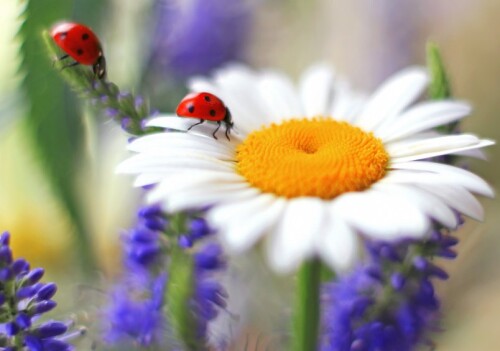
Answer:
[176,92,234,140]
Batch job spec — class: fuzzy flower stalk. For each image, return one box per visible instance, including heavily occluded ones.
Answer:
[103,205,227,350]
[43,31,155,136]
[0,231,85,351]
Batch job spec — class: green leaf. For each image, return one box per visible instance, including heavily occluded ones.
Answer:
[426,42,460,137]
[426,42,452,100]
[17,0,95,271]
[72,0,110,28]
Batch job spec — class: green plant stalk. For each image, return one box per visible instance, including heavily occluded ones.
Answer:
[167,246,206,351]
[292,258,322,351]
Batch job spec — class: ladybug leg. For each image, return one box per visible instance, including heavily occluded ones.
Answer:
[187,119,205,131]
[212,121,222,140]
[224,123,231,141]
[61,61,80,71]
[52,54,70,68]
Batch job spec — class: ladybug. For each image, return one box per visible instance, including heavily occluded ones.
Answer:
[51,22,106,80]
[176,92,234,140]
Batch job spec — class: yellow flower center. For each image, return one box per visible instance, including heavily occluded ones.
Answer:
[236,118,389,199]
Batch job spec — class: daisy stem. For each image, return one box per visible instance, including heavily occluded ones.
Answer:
[292,258,322,351]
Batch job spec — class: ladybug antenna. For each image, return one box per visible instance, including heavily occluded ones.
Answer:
[93,55,107,80]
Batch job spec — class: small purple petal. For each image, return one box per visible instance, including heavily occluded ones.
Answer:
[34,321,68,338]
[36,283,58,301]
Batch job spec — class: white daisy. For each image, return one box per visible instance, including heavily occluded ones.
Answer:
[117,64,494,274]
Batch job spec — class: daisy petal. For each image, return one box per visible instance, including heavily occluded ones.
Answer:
[258,71,302,121]
[318,214,359,272]
[455,148,487,160]
[146,117,244,143]
[146,171,245,203]
[128,132,234,155]
[210,196,286,253]
[162,185,260,213]
[355,67,429,131]
[299,64,334,116]
[116,154,234,174]
[373,183,458,228]
[330,80,366,122]
[416,183,484,221]
[266,198,325,273]
[212,65,271,133]
[188,76,220,94]
[390,138,495,163]
[133,173,165,187]
[390,161,494,197]
[333,190,430,240]
[378,101,471,141]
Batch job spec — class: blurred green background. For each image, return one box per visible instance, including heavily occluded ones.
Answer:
[0,0,499,349]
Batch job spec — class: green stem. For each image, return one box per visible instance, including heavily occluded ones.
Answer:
[292,258,322,351]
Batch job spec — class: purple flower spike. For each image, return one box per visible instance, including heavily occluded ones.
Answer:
[192,242,227,340]
[0,232,77,349]
[321,231,458,351]
[104,205,169,347]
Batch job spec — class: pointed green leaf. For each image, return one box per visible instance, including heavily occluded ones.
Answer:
[17,0,95,271]
[426,42,452,100]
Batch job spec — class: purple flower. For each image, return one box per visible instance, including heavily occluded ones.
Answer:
[103,205,168,347]
[0,231,82,350]
[149,0,255,79]
[321,230,458,351]
[104,273,168,347]
[192,243,228,339]
[178,216,213,248]
[123,204,167,270]
[104,205,227,348]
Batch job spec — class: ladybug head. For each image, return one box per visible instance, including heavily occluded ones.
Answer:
[93,55,106,80]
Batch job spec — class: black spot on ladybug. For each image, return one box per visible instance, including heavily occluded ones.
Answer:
[210,109,216,117]
[82,33,90,40]
[77,49,84,56]
[60,32,68,39]
[188,104,195,113]
[204,95,211,102]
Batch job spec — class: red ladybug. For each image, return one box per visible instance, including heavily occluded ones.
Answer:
[176,92,234,140]
[51,22,106,80]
